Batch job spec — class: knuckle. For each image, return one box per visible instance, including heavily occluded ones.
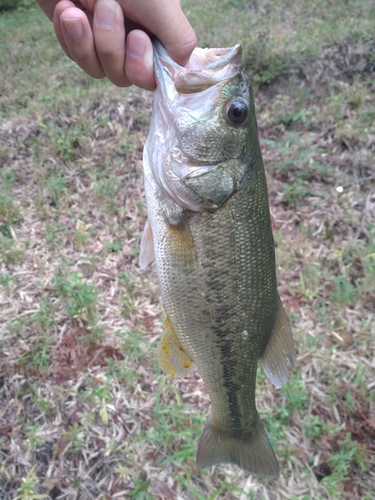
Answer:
[108,74,132,88]
[71,53,105,78]
[183,29,198,53]
[172,28,197,65]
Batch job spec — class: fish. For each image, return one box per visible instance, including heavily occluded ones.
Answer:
[140,40,296,479]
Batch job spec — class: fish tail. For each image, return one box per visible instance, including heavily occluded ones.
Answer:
[196,416,279,479]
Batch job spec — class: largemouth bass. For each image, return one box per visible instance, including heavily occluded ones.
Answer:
[140,41,296,478]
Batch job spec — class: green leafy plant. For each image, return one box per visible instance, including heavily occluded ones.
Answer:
[15,466,48,500]
[53,268,99,321]
[0,0,34,12]
[128,477,152,500]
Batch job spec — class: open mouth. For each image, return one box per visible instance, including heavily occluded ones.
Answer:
[153,40,242,94]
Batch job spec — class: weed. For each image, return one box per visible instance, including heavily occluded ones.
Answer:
[15,463,47,500]
[45,222,68,246]
[0,271,13,288]
[301,414,329,441]
[1,168,17,188]
[35,396,53,415]
[323,434,367,491]
[92,177,121,202]
[188,484,228,500]
[16,335,51,376]
[53,268,99,322]
[330,275,358,307]
[283,178,315,208]
[105,358,135,385]
[106,238,122,253]
[0,0,34,12]
[115,329,149,359]
[0,222,12,238]
[74,224,89,247]
[0,193,21,224]
[24,422,46,449]
[33,299,55,331]
[44,121,90,162]
[128,476,152,500]
[263,372,309,448]
[87,322,105,343]
[299,269,323,301]
[61,424,86,455]
[121,294,137,317]
[146,380,202,465]
[45,173,68,207]
[78,374,112,405]
[0,234,25,264]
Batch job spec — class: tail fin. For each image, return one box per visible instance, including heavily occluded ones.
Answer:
[196,416,279,479]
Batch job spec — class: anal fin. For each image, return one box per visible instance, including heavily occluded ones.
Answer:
[158,316,194,378]
[260,296,296,389]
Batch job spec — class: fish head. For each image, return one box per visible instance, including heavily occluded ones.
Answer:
[147,40,261,212]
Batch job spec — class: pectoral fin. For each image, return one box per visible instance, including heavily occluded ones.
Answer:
[139,219,155,270]
[158,316,194,378]
[260,297,296,389]
[166,213,197,271]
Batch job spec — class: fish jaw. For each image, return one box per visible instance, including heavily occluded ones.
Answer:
[153,40,243,95]
[149,41,255,213]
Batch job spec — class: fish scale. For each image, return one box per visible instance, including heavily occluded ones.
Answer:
[184,186,276,428]
[140,40,296,478]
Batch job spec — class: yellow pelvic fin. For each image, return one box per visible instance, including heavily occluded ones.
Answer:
[158,316,194,378]
[260,296,296,389]
[139,219,155,270]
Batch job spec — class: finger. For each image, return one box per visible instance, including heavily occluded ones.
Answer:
[125,30,155,91]
[93,0,130,87]
[117,0,197,66]
[58,6,105,78]
[53,1,80,60]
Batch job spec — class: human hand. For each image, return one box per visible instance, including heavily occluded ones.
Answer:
[35,0,197,90]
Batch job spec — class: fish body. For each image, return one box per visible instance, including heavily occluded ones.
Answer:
[141,41,296,478]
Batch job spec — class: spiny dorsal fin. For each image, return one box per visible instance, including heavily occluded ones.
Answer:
[260,296,296,389]
[158,316,194,378]
[139,219,155,270]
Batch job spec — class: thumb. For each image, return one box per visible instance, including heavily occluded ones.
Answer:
[118,0,197,66]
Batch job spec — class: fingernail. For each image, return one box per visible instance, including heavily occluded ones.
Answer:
[63,18,83,39]
[96,0,116,28]
[127,35,146,60]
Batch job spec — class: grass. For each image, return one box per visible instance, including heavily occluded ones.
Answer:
[0,1,375,499]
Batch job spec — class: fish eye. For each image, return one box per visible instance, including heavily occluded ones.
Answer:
[223,97,248,125]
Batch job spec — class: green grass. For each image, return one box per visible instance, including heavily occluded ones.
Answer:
[0,2,374,499]
[53,268,99,322]
[184,0,375,86]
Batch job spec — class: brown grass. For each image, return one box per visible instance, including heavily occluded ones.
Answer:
[1,5,375,499]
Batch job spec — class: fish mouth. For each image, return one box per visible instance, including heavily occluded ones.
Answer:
[153,40,242,95]
[149,41,245,213]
